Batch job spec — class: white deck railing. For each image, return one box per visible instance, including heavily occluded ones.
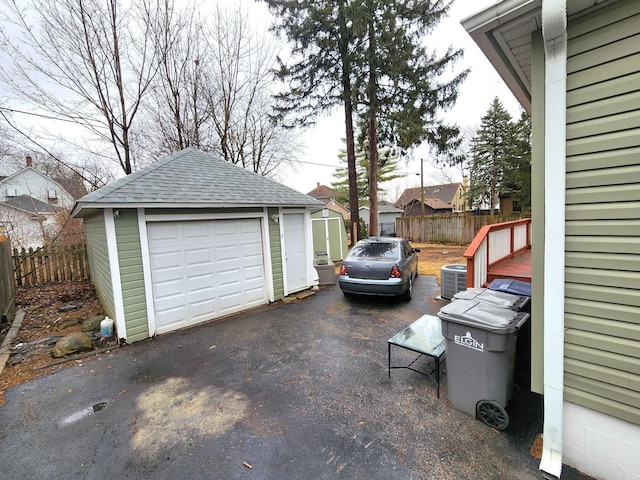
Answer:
[463,218,531,288]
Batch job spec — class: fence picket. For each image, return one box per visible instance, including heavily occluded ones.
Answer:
[396,213,527,244]
[12,244,90,287]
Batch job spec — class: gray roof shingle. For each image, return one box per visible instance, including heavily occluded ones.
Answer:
[75,148,322,210]
[2,195,60,214]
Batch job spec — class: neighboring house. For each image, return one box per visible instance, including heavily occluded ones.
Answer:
[323,198,351,222]
[0,156,81,249]
[311,207,348,263]
[403,197,453,216]
[307,183,351,221]
[306,182,339,203]
[463,1,639,479]
[72,148,323,344]
[359,202,403,236]
[0,196,60,250]
[395,181,466,215]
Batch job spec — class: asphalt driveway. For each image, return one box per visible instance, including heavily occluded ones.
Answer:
[0,276,590,479]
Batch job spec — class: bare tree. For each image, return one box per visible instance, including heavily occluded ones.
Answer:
[0,0,163,175]
[141,1,211,155]
[204,5,298,174]
[140,3,300,175]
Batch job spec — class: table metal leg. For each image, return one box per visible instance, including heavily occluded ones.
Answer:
[435,356,440,398]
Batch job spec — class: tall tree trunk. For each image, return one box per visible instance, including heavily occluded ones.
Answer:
[367,19,378,237]
[338,0,359,246]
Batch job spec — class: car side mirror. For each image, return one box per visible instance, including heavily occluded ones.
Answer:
[413,248,421,253]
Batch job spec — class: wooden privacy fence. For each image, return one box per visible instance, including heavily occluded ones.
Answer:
[12,244,89,286]
[396,213,528,245]
[1,237,16,320]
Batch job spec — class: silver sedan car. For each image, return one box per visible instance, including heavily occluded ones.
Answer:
[338,237,420,300]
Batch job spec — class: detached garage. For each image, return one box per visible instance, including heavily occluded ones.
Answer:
[72,148,322,343]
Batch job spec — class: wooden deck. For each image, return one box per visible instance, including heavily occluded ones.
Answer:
[486,248,532,285]
[464,218,532,288]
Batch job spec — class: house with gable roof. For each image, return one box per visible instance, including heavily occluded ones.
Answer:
[0,156,83,249]
[396,181,466,216]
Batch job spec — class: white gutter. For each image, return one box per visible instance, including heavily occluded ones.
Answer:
[540,0,567,478]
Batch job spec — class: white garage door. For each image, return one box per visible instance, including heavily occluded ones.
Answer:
[148,219,267,334]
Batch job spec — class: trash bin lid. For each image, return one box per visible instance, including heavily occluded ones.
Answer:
[453,287,528,311]
[487,278,532,297]
[438,299,529,331]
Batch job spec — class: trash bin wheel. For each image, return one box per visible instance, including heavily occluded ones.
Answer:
[476,400,509,430]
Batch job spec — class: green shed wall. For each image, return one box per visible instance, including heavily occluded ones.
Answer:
[84,213,115,320]
[114,209,149,343]
[268,208,284,300]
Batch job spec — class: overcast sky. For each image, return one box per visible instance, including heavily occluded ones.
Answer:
[2,0,521,200]
[274,0,523,199]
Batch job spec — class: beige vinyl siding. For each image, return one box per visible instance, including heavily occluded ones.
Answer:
[83,213,115,319]
[268,207,284,300]
[114,209,148,342]
[564,0,640,425]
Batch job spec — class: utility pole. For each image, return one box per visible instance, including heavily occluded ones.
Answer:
[420,158,425,216]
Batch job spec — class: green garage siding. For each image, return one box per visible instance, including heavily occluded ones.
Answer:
[114,210,148,343]
[564,0,640,425]
[83,213,115,320]
[268,208,284,300]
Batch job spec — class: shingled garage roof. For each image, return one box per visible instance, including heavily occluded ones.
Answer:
[73,148,322,215]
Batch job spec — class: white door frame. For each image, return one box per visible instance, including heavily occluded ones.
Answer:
[139,210,273,337]
[281,209,314,295]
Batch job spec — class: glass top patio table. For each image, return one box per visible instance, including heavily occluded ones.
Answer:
[388,314,446,397]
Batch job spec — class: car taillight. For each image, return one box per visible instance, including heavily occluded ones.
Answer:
[390,265,401,278]
[339,264,348,276]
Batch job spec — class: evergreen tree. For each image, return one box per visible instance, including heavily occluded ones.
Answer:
[264,0,467,237]
[263,0,361,244]
[468,98,531,213]
[355,0,467,235]
[331,138,403,206]
[507,111,532,212]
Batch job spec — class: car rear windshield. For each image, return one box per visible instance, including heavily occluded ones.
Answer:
[349,242,399,259]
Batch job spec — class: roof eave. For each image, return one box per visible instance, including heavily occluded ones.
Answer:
[461,0,542,113]
[72,201,322,218]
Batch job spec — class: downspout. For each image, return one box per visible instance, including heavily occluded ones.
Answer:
[540,0,567,478]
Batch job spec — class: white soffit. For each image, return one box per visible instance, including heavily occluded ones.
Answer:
[461,0,610,113]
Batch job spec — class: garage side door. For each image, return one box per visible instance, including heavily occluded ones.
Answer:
[148,219,267,334]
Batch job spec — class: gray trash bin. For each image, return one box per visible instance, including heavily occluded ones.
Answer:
[437,299,529,430]
[453,287,530,311]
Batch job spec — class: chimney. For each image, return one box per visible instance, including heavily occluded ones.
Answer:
[26,156,33,167]
[316,182,320,190]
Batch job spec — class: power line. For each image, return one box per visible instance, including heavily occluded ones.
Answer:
[293,159,339,168]
[0,106,78,123]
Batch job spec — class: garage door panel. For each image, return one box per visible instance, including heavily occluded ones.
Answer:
[215,244,240,262]
[151,251,182,271]
[244,265,264,281]
[245,286,267,304]
[218,269,240,286]
[187,273,215,293]
[185,248,213,266]
[220,292,243,312]
[149,224,180,242]
[148,219,267,334]
[153,279,184,299]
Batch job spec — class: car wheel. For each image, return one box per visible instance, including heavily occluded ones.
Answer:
[403,276,412,301]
